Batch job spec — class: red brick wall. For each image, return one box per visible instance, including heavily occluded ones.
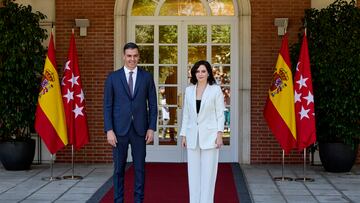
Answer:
[250,0,360,164]
[54,0,360,164]
[55,0,115,163]
[250,0,311,163]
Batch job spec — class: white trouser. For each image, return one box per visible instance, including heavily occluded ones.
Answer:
[187,145,219,203]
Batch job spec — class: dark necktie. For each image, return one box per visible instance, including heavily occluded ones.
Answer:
[128,71,134,97]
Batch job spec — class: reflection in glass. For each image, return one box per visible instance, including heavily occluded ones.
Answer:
[159,84,178,146]
[158,87,178,105]
[223,107,230,145]
[188,46,206,65]
[159,67,177,84]
[131,0,157,16]
[221,87,231,107]
[187,65,192,84]
[223,129,230,145]
[159,25,178,44]
[211,45,230,64]
[188,25,206,43]
[160,0,206,16]
[159,127,177,145]
[141,66,154,76]
[213,66,230,85]
[212,25,230,43]
[136,25,154,43]
[139,46,154,64]
[159,46,178,64]
[158,100,178,146]
[209,0,235,16]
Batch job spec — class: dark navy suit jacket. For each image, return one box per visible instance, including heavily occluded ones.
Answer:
[103,67,157,136]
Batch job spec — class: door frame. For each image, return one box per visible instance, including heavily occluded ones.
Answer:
[127,17,238,162]
[114,0,252,164]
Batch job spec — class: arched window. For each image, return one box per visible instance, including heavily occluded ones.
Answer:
[131,0,235,16]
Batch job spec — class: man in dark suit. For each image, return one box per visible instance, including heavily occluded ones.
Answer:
[103,42,157,203]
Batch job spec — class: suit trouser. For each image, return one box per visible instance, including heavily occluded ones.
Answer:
[112,124,146,203]
[187,145,219,203]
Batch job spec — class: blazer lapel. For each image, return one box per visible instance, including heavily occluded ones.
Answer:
[119,67,131,98]
[199,84,210,114]
[133,68,142,98]
[189,85,197,116]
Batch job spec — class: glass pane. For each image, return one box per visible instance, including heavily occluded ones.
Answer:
[212,25,230,43]
[188,25,207,43]
[187,65,192,84]
[223,128,230,145]
[221,86,231,106]
[209,0,235,16]
[159,25,178,44]
[159,127,177,145]
[188,45,206,65]
[159,87,177,105]
[213,66,230,85]
[223,107,230,145]
[160,0,206,16]
[136,25,154,43]
[142,66,154,76]
[159,66,177,84]
[211,45,230,64]
[132,0,157,16]
[139,46,154,64]
[159,46,177,64]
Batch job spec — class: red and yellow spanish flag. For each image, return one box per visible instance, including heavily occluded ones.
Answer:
[35,33,68,154]
[263,33,297,154]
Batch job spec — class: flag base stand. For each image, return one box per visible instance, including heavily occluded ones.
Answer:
[63,175,83,180]
[42,176,61,181]
[42,154,62,181]
[295,148,315,182]
[295,177,314,182]
[62,145,84,180]
[273,150,293,181]
[273,176,293,181]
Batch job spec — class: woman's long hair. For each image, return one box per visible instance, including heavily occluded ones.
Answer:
[190,60,216,85]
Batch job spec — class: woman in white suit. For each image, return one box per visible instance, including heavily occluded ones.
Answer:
[180,60,225,203]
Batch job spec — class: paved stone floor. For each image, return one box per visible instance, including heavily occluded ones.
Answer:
[242,164,360,203]
[0,163,112,203]
[1,163,360,203]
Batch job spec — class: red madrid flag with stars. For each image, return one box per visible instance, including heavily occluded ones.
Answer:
[61,31,89,150]
[294,31,316,151]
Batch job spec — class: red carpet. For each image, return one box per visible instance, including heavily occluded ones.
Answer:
[100,163,239,203]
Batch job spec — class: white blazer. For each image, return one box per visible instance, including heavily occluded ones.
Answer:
[180,84,225,149]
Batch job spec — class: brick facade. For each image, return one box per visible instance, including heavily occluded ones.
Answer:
[55,0,115,163]
[250,0,311,163]
[54,0,360,164]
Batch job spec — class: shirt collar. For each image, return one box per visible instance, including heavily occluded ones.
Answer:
[124,66,138,75]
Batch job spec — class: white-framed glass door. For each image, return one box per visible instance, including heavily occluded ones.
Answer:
[128,17,238,162]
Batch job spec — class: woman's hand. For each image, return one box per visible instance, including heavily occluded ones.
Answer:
[181,136,187,148]
[216,131,223,148]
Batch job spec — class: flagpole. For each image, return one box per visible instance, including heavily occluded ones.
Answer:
[273,150,293,181]
[42,154,61,181]
[295,148,314,182]
[63,145,83,180]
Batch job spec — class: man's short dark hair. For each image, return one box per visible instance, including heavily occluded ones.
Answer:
[123,42,139,53]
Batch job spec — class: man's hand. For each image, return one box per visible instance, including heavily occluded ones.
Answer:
[145,129,154,144]
[107,130,117,147]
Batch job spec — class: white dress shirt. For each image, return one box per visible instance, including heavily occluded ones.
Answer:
[124,66,137,93]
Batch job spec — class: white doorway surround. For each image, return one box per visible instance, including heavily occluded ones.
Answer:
[114,0,251,163]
